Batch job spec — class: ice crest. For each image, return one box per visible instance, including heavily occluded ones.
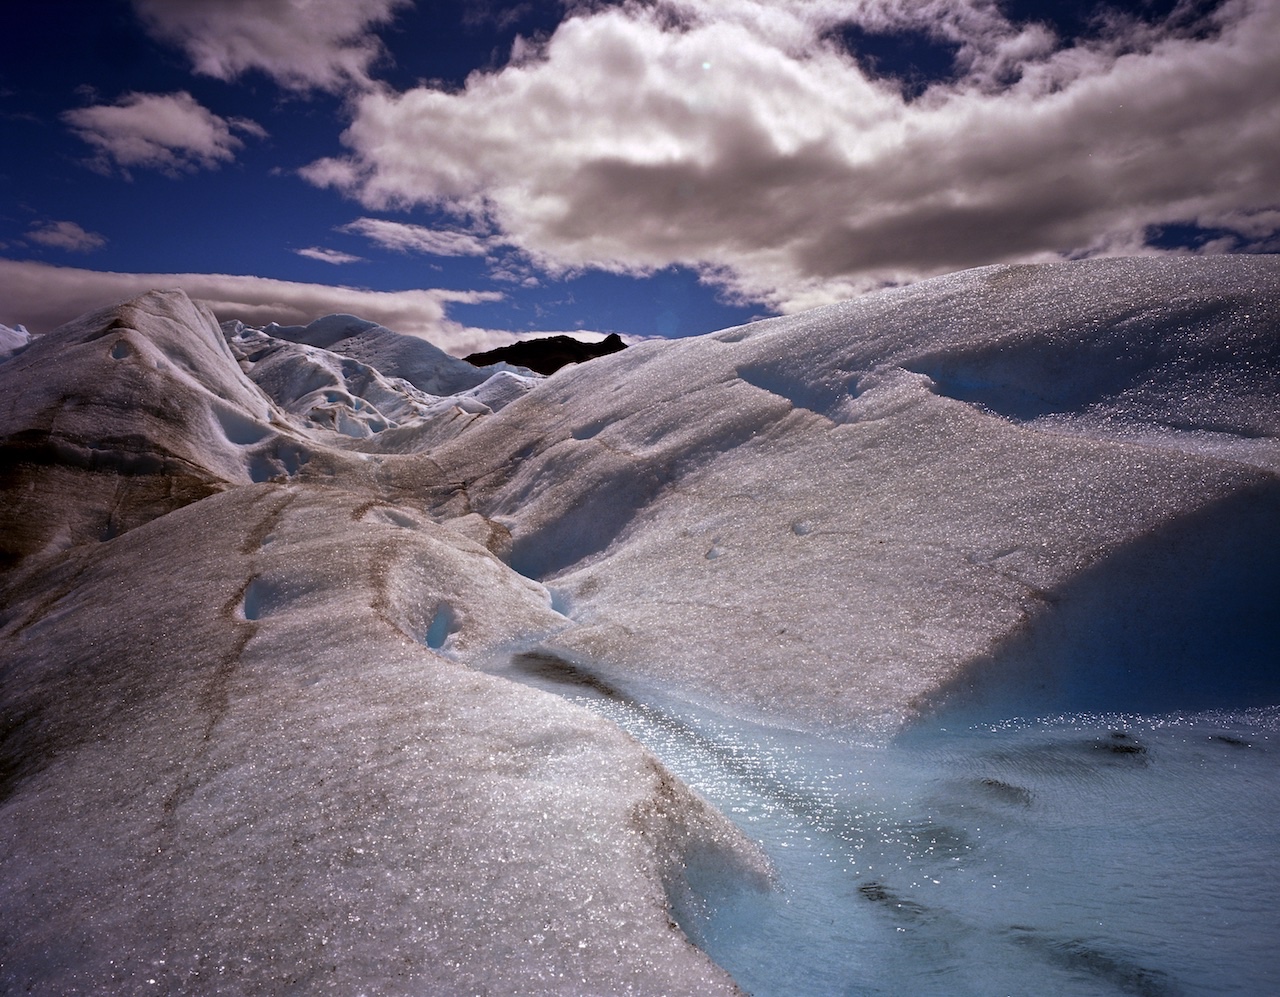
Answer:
[0,321,30,360]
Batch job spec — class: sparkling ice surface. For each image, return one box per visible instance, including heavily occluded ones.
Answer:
[2,255,1277,994]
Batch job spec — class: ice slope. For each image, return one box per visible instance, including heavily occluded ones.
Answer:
[0,485,764,995]
[0,322,29,359]
[424,255,1280,731]
[0,293,539,567]
[0,292,283,568]
[259,313,531,396]
[0,297,765,995]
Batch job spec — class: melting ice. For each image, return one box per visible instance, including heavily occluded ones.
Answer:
[499,650,1280,996]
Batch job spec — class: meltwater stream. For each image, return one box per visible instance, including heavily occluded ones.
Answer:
[492,651,1280,997]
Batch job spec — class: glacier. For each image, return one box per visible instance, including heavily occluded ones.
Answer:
[1,255,1277,995]
[0,322,29,360]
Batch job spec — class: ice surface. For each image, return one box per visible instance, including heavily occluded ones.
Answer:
[0,485,765,995]
[254,313,528,397]
[224,319,539,455]
[0,291,277,565]
[0,321,29,360]
[2,256,1278,994]
[428,255,1280,731]
[226,324,440,437]
[584,691,1280,996]
[484,653,1280,995]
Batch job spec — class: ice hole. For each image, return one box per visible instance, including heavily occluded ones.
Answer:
[240,578,269,620]
[423,603,457,650]
[547,587,572,617]
[247,454,275,483]
[276,443,306,476]
[213,404,271,446]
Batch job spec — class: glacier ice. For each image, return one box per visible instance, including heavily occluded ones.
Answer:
[255,312,531,396]
[1,255,1278,994]
[428,255,1280,730]
[0,321,29,360]
[0,483,766,995]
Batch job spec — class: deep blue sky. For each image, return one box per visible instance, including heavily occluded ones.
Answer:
[2,0,1274,350]
[2,0,756,342]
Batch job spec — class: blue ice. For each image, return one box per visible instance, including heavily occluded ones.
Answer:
[503,653,1280,996]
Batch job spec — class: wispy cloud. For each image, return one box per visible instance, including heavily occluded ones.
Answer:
[304,0,1280,311]
[339,217,493,257]
[63,91,265,177]
[26,221,107,253]
[296,246,365,265]
[131,0,412,93]
[0,259,515,354]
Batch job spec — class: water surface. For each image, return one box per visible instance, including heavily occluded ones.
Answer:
[501,652,1280,996]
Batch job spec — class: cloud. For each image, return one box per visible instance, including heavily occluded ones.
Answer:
[0,259,516,355]
[132,0,411,92]
[339,217,492,256]
[63,91,265,176]
[26,221,108,253]
[296,246,365,265]
[305,0,1280,311]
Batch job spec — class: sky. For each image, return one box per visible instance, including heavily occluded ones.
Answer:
[1,0,1277,354]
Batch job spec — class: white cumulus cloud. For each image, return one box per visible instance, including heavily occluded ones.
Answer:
[304,0,1280,311]
[0,259,516,355]
[339,217,493,257]
[63,91,266,177]
[26,221,108,253]
[296,246,366,265]
[132,0,412,92]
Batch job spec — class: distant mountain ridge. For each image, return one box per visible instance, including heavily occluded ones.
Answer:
[466,331,626,374]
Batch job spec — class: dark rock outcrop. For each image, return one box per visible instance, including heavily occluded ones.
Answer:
[466,332,626,375]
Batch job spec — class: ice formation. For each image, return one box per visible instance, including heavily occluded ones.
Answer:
[0,321,28,360]
[1,256,1277,994]
[431,255,1280,729]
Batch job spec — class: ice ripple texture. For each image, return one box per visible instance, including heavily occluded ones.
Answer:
[1,255,1278,994]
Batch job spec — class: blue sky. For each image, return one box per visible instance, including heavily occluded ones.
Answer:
[2,0,1277,353]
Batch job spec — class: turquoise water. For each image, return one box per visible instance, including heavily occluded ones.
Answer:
[501,653,1280,996]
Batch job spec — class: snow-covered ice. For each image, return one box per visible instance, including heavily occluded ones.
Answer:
[1,256,1277,994]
